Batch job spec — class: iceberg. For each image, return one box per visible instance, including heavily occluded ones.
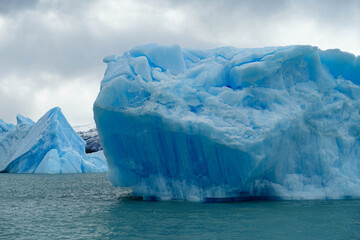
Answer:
[0,107,107,174]
[94,44,360,202]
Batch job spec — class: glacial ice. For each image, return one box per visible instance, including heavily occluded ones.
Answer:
[0,119,14,135]
[0,107,107,174]
[94,44,360,202]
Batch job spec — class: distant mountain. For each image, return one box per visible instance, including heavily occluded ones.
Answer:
[74,123,103,153]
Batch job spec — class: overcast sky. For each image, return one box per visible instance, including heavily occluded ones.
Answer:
[0,0,359,125]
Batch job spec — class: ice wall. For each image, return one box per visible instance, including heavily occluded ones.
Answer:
[0,107,107,174]
[94,44,360,201]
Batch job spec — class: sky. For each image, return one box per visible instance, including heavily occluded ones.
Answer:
[0,0,359,125]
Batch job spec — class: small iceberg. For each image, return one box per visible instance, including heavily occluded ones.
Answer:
[0,107,107,174]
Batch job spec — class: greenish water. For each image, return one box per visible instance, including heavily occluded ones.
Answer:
[0,173,359,240]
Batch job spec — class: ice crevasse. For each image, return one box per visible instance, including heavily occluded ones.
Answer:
[94,43,360,202]
[0,107,107,174]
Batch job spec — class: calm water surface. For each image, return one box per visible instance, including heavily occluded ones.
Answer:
[0,173,359,240]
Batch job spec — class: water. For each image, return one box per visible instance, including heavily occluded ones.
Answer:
[0,173,359,240]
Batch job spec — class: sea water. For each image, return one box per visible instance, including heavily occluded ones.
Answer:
[0,173,359,240]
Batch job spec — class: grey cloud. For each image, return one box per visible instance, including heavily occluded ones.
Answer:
[0,0,359,124]
[0,88,33,122]
[0,0,212,81]
[0,0,212,123]
[290,0,360,25]
[182,0,359,28]
[0,0,38,15]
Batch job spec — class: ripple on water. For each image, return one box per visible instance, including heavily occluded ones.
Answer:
[0,173,359,240]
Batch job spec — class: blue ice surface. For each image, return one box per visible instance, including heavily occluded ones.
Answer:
[0,119,14,135]
[0,107,107,174]
[94,43,360,202]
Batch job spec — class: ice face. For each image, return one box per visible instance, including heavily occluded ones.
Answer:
[94,44,360,202]
[16,114,35,126]
[0,107,107,174]
[85,150,107,173]
[0,119,14,135]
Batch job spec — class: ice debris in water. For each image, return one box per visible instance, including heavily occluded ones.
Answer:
[0,107,107,174]
[94,43,360,202]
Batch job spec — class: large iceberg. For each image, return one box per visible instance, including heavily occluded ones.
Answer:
[0,107,107,174]
[94,44,360,202]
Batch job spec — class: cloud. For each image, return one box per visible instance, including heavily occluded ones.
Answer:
[0,0,212,124]
[166,0,360,53]
[0,0,359,124]
[0,0,38,15]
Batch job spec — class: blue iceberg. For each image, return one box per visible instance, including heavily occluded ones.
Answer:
[0,107,107,174]
[94,44,360,201]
